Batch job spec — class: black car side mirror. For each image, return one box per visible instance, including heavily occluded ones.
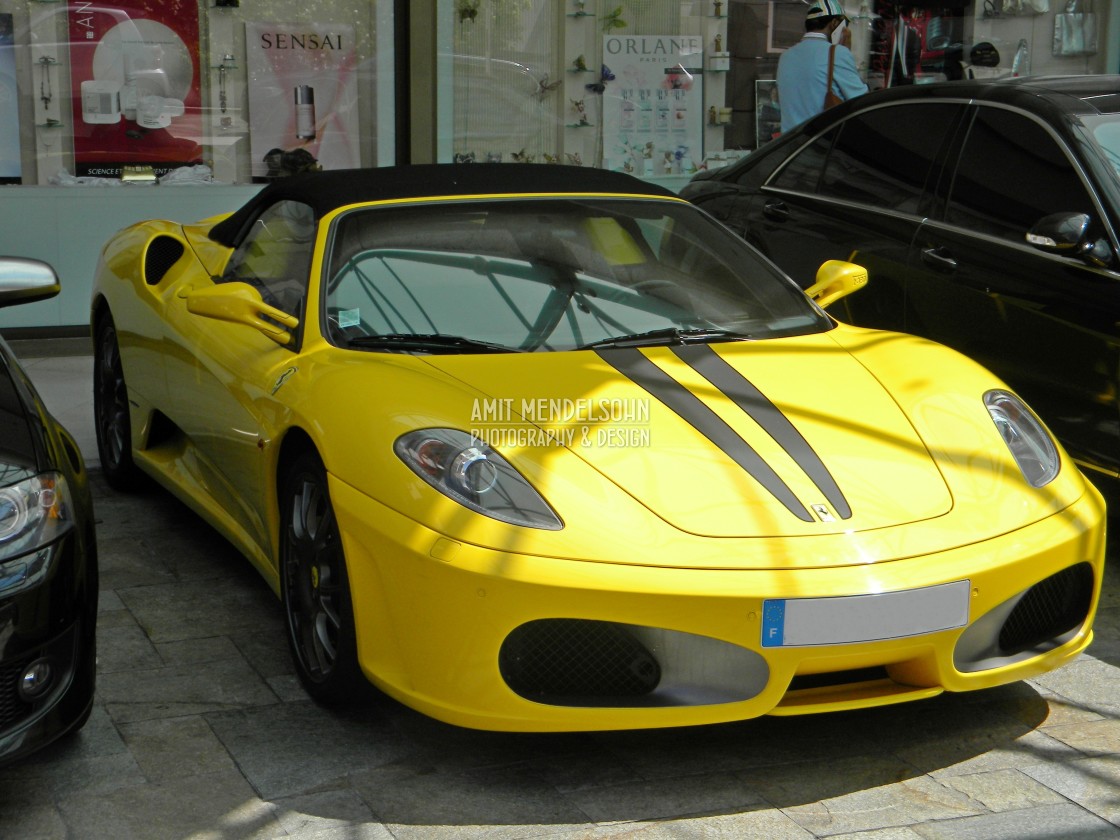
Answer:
[0,258,60,309]
[1026,212,1114,268]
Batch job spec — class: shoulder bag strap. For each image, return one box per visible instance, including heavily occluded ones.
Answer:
[825,44,839,106]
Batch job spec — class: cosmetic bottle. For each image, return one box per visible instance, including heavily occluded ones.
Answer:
[295,85,316,140]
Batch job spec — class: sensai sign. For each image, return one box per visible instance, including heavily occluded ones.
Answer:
[244,22,360,180]
[255,31,346,51]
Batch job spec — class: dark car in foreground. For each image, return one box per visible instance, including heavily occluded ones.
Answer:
[682,75,1120,480]
[0,259,98,764]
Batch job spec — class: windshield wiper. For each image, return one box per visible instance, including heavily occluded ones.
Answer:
[346,333,522,354]
[579,327,751,350]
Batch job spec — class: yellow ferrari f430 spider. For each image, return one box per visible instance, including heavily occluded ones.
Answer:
[91,164,1105,731]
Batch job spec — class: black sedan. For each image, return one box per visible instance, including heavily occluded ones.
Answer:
[682,75,1120,480]
[0,259,98,764]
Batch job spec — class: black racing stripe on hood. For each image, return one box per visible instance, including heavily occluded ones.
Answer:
[596,347,813,522]
[672,344,852,520]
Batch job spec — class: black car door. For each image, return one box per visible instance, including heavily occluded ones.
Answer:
[906,104,1120,475]
[740,101,966,329]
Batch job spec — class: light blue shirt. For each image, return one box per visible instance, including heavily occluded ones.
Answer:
[776,33,868,133]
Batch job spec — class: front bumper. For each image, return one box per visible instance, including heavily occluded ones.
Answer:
[0,534,97,764]
[331,477,1105,732]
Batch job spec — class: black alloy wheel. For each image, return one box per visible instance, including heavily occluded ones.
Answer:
[280,451,363,704]
[93,315,141,490]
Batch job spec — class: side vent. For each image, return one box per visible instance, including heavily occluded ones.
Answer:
[143,236,186,286]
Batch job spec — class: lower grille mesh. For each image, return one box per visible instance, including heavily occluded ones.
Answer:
[0,656,33,730]
[999,562,1094,655]
[499,619,661,704]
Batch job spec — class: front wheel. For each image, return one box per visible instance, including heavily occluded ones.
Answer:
[93,314,142,490]
[280,452,364,704]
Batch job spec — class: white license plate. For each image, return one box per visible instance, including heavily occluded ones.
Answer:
[761,580,970,648]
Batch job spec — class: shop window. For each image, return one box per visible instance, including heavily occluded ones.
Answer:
[869,4,966,88]
[945,107,1097,242]
[441,1,734,174]
[2,1,394,186]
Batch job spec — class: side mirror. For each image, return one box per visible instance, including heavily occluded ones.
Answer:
[184,282,299,346]
[0,258,60,309]
[805,260,868,309]
[1027,212,1114,268]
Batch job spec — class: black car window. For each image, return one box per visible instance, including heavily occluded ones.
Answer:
[221,199,316,318]
[768,128,837,194]
[945,107,1096,242]
[816,104,959,214]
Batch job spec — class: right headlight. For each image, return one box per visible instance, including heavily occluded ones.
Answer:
[984,390,1060,488]
[395,429,563,530]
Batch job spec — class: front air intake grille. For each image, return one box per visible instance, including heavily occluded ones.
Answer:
[0,656,34,730]
[788,667,889,692]
[499,619,661,705]
[144,237,185,285]
[999,562,1094,656]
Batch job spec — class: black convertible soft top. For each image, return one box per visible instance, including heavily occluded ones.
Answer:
[208,163,679,247]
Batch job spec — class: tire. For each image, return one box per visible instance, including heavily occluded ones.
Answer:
[280,451,364,704]
[93,314,143,490]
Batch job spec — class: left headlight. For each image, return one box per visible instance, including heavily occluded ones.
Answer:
[0,472,75,597]
[984,390,1059,488]
[0,471,74,557]
[395,429,563,530]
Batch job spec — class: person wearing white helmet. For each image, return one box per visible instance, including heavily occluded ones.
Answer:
[775,0,868,133]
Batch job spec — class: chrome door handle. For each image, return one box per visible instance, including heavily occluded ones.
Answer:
[921,246,958,272]
[763,201,790,222]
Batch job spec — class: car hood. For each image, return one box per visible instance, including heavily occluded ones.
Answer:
[425,336,955,539]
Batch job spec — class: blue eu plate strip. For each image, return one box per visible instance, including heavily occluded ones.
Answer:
[762,599,785,647]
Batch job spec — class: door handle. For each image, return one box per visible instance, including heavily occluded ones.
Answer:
[763,200,790,222]
[921,246,958,272]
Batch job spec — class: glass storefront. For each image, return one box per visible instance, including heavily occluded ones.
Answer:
[0,0,1116,188]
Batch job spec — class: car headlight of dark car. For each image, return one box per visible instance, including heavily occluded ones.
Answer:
[395,429,563,530]
[985,391,1060,488]
[0,471,76,597]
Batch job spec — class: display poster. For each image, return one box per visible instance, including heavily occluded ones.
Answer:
[67,2,202,177]
[0,14,22,183]
[245,22,360,181]
[600,35,704,176]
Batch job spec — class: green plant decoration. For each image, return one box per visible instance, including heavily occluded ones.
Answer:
[601,6,627,32]
[457,0,481,24]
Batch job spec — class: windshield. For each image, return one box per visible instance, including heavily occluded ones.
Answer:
[322,197,830,353]
[1085,114,1120,181]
